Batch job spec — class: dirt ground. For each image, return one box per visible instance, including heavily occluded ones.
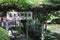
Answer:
[47,24,60,33]
[46,24,60,40]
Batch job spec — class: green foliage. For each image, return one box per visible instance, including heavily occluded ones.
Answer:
[42,0,60,4]
[49,0,60,4]
[10,0,18,3]
[0,27,9,40]
[0,0,60,9]
[0,0,60,6]
[0,0,42,5]
[42,0,50,3]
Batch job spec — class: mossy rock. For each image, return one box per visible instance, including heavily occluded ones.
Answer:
[0,27,9,40]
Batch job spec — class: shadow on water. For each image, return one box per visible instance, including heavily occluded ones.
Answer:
[45,29,60,40]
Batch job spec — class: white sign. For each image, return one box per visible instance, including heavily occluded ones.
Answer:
[7,10,33,20]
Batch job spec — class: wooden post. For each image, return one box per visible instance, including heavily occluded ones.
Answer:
[6,20,9,31]
[26,16,28,40]
[34,16,35,39]
[41,22,44,40]
[45,20,47,31]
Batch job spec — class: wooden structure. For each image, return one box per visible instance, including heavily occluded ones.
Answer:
[0,3,60,40]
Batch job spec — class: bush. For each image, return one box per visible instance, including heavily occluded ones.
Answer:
[0,27,9,40]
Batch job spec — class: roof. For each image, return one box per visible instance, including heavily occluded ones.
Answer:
[0,3,60,12]
[29,4,60,12]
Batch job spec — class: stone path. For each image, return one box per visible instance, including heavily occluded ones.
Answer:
[14,34,27,40]
[9,30,27,40]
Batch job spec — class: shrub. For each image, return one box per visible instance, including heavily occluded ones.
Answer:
[0,27,9,40]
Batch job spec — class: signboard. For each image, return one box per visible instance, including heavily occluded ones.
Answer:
[7,11,33,20]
